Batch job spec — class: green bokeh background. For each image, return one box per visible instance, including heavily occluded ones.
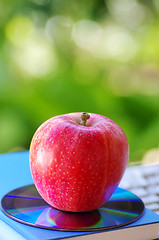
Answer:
[1,0,159,164]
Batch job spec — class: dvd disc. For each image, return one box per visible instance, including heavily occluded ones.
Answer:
[1,185,144,231]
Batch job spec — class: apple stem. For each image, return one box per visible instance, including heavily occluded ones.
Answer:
[80,112,90,126]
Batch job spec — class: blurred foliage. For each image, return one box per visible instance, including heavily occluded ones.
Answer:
[1,0,159,163]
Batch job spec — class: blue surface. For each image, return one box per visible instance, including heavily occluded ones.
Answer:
[0,151,32,200]
[0,151,159,240]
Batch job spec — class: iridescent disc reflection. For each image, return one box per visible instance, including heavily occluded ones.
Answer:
[1,185,144,231]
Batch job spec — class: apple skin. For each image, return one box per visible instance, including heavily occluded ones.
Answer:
[29,112,129,212]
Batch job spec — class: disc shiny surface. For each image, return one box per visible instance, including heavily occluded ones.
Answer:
[1,185,144,231]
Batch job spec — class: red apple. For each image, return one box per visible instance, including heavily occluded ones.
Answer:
[29,112,129,212]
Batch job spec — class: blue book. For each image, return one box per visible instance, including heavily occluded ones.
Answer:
[0,151,159,240]
[0,206,159,240]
